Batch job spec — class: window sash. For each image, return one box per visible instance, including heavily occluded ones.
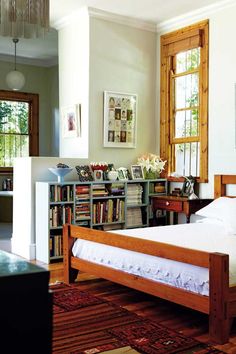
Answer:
[160,20,208,182]
[0,90,39,173]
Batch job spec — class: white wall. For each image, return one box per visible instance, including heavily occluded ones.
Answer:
[58,11,157,168]
[58,7,90,158]
[157,3,236,198]
[88,17,157,168]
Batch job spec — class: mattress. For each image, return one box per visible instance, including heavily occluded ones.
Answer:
[72,221,236,296]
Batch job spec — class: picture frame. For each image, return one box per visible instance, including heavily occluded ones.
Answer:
[131,165,144,180]
[75,165,93,182]
[62,103,81,138]
[117,167,129,181]
[93,170,103,181]
[103,91,137,148]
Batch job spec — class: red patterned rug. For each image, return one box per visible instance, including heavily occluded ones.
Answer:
[51,283,223,354]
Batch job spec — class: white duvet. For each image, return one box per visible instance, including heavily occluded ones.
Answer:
[72,221,236,296]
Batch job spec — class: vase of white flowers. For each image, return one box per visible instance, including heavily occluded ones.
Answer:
[137,153,166,179]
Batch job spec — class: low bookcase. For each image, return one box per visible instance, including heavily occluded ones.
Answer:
[35,178,167,263]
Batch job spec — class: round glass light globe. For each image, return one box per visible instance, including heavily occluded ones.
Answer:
[6,70,25,91]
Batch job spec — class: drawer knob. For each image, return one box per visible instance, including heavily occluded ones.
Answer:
[166,201,169,206]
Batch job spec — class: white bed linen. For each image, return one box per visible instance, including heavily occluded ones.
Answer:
[72,222,236,296]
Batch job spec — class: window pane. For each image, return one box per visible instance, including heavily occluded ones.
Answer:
[175,142,199,177]
[176,48,200,74]
[175,73,199,109]
[0,134,29,167]
[0,99,29,167]
[175,109,199,138]
[0,100,29,134]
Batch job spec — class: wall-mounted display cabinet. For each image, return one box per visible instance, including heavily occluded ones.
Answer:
[35,179,167,263]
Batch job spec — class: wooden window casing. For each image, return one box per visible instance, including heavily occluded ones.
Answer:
[0,90,39,174]
[160,20,209,182]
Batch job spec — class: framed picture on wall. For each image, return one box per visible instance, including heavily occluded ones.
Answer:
[103,91,137,148]
[62,103,81,138]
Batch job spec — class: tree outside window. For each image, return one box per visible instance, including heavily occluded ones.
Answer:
[0,91,39,173]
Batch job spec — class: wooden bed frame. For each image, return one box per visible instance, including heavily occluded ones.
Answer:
[63,174,236,344]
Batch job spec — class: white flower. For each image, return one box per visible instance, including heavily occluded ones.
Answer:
[137,153,166,173]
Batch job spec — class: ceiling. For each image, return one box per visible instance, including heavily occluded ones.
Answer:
[0,0,227,67]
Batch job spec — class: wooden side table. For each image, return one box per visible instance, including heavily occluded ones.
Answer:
[152,195,213,224]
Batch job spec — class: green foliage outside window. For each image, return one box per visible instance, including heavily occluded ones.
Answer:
[0,100,29,167]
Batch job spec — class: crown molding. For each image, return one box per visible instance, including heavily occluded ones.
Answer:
[88,7,156,32]
[0,53,58,67]
[156,0,236,33]
[52,6,156,32]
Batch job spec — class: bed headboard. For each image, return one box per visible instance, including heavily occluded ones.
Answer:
[214,175,236,198]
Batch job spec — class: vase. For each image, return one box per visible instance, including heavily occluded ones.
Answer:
[144,169,159,180]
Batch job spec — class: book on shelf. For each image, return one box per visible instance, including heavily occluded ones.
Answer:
[102,224,123,231]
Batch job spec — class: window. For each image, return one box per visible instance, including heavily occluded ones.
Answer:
[160,20,209,182]
[0,90,39,173]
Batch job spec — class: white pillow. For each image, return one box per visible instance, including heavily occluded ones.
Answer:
[196,197,236,234]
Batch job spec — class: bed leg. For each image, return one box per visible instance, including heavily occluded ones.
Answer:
[209,253,229,344]
[63,224,78,284]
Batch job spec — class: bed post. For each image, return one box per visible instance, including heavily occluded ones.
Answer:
[63,224,78,284]
[209,252,230,344]
[214,175,226,198]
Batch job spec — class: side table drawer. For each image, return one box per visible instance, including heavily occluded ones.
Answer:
[153,199,183,212]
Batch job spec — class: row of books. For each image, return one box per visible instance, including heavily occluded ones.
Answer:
[50,234,63,258]
[93,199,125,224]
[50,185,73,202]
[49,205,73,227]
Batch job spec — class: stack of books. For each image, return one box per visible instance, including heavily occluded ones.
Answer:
[106,183,125,196]
[92,184,109,197]
[127,183,143,205]
[75,201,90,221]
[126,207,143,227]
[75,185,90,200]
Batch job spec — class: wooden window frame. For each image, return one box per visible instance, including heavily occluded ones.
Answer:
[160,20,209,182]
[0,90,39,174]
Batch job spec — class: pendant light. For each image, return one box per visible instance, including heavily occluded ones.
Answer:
[6,38,25,91]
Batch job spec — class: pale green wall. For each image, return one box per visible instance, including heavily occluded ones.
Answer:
[0,60,59,156]
[88,18,157,168]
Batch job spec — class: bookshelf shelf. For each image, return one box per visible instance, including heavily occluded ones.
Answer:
[36,178,167,263]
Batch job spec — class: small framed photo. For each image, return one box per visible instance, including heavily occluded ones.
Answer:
[62,104,81,138]
[103,91,137,148]
[75,165,93,182]
[94,170,103,181]
[117,167,129,181]
[131,165,144,180]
